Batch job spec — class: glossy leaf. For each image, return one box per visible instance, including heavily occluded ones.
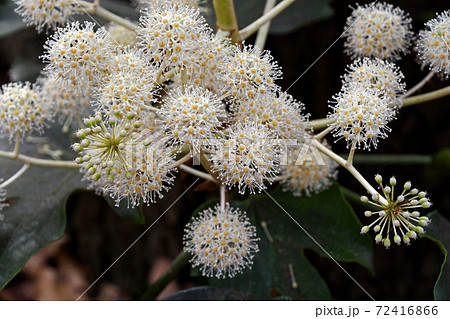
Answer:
[0,159,84,290]
[422,211,450,300]
[205,183,373,300]
[104,196,145,225]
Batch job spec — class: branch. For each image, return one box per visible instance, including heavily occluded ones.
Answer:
[402,85,450,107]
[139,251,191,300]
[239,0,296,40]
[0,150,78,169]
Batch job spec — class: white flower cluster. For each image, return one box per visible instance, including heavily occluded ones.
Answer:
[183,203,259,279]
[328,58,405,150]
[0,82,49,140]
[416,11,450,79]
[13,0,77,33]
[33,1,316,204]
[280,139,338,197]
[343,2,413,61]
[360,175,432,248]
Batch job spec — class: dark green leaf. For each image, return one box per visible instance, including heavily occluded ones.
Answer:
[422,211,450,300]
[206,183,373,300]
[104,196,145,225]
[0,159,85,290]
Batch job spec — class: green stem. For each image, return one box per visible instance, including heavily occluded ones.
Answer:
[312,139,388,206]
[348,154,432,165]
[0,150,78,169]
[140,251,191,300]
[402,71,435,98]
[0,163,30,189]
[308,118,335,131]
[254,0,276,50]
[179,164,216,182]
[213,0,240,44]
[76,0,138,31]
[239,0,296,40]
[402,85,450,107]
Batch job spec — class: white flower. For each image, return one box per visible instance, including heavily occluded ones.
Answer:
[343,57,405,107]
[230,90,308,141]
[209,122,281,194]
[94,48,160,118]
[37,75,92,127]
[137,1,211,70]
[106,23,138,49]
[157,85,226,154]
[221,44,281,101]
[343,2,413,61]
[328,85,397,150]
[280,139,338,197]
[182,31,234,94]
[0,82,49,140]
[183,203,259,279]
[72,113,176,207]
[360,176,432,248]
[416,11,450,79]
[13,0,76,33]
[42,21,114,92]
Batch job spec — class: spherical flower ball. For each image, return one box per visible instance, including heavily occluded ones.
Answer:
[94,48,160,118]
[37,75,93,127]
[42,21,114,92]
[280,139,338,197]
[157,85,226,154]
[328,85,397,150]
[106,23,138,49]
[183,203,260,279]
[137,0,211,69]
[221,44,282,101]
[343,57,405,107]
[0,82,48,140]
[209,121,281,194]
[360,175,432,248]
[343,2,413,61]
[13,0,76,33]
[182,31,234,94]
[230,90,308,142]
[416,11,450,79]
[72,113,176,208]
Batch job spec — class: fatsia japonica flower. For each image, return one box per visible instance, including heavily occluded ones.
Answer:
[343,2,413,61]
[0,82,49,140]
[209,122,281,194]
[280,139,338,197]
[328,85,397,150]
[157,85,226,154]
[42,21,114,92]
[137,0,211,70]
[360,175,432,248]
[342,57,406,107]
[72,113,176,207]
[183,203,260,279]
[416,11,450,79]
[37,74,92,127]
[13,0,77,33]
